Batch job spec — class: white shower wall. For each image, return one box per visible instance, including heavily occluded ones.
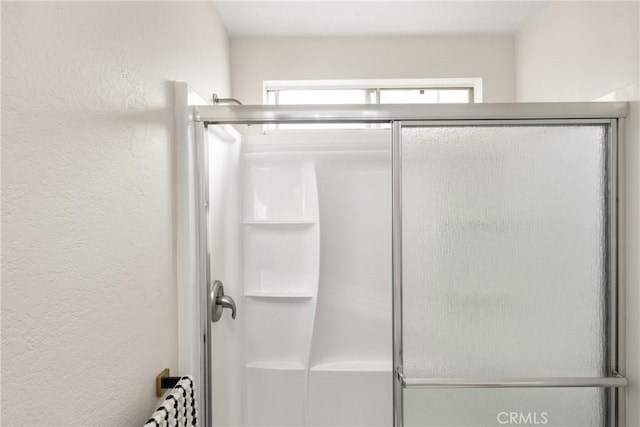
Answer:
[210,128,393,426]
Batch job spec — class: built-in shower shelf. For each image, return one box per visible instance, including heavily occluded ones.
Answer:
[310,360,392,372]
[243,219,316,225]
[245,291,314,299]
[242,153,323,426]
[246,361,306,371]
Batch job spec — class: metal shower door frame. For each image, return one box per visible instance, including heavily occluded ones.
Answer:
[175,82,214,427]
[183,99,628,427]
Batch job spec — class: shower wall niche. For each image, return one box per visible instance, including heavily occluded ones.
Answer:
[240,131,392,427]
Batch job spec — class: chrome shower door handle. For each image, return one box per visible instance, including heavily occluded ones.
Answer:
[210,280,237,322]
[217,295,236,319]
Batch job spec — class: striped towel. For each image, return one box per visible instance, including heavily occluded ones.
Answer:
[144,376,197,427]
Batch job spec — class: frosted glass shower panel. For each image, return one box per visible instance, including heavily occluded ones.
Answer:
[404,388,606,427]
[401,124,609,379]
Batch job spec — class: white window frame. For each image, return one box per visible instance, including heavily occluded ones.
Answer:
[263,77,483,104]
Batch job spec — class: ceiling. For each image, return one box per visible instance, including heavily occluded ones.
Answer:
[213,1,550,38]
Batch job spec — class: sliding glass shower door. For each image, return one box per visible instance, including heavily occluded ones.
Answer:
[190,98,628,427]
[393,121,625,426]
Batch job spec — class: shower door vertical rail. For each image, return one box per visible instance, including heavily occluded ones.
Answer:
[391,119,627,427]
[391,121,404,427]
[194,119,213,427]
[606,118,624,427]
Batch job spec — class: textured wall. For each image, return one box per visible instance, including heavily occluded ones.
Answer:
[231,36,516,104]
[1,2,229,425]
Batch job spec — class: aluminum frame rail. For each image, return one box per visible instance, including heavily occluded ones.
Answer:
[194,102,628,124]
[399,373,629,389]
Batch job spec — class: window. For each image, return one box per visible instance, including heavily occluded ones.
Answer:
[264,78,480,105]
[263,78,481,130]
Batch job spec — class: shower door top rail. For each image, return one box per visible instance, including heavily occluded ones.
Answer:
[194,102,628,124]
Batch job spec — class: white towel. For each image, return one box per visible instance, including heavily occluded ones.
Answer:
[144,376,197,427]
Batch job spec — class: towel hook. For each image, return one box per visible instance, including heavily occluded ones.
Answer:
[155,368,183,397]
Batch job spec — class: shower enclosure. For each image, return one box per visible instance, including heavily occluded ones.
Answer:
[175,83,628,427]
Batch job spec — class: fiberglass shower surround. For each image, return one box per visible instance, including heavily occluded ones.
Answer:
[176,91,628,427]
[210,129,392,427]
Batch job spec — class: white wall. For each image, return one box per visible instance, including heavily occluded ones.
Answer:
[516,1,640,424]
[516,1,638,102]
[1,2,230,425]
[231,36,516,104]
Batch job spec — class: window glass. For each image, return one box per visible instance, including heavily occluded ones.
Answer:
[272,89,368,105]
[379,89,439,104]
[438,88,472,103]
